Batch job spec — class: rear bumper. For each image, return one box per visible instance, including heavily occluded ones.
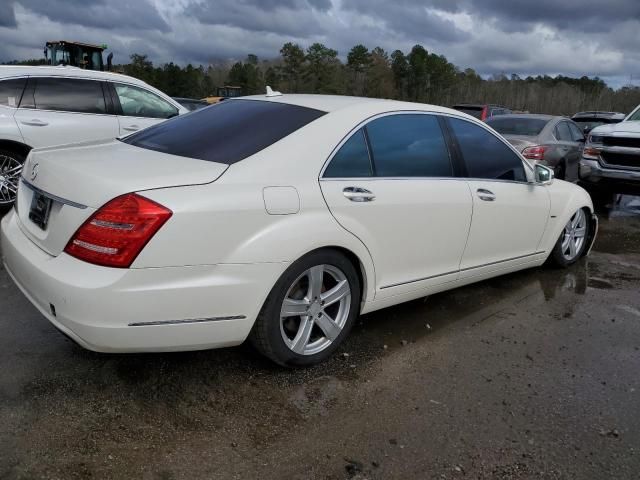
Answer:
[1,210,286,353]
[579,159,640,194]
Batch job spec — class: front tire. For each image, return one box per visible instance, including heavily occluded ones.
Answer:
[548,208,590,267]
[250,249,361,367]
[0,149,25,211]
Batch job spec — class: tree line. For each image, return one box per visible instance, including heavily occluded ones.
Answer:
[6,43,640,115]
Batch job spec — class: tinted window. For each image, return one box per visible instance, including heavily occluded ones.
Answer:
[0,78,26,107]
[366,114,452,177]
[555,122,573,141]
[449,117,526,182]
[31,78,106,114]
[324,129,372,178]
[114,83,178,119]
[568,122,585,141]
[487,117,549,136]
[124,99,326,164]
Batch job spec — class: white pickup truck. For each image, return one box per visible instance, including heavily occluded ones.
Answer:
[579,104,640,199]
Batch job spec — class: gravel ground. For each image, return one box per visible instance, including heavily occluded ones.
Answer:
[1,196,639,479]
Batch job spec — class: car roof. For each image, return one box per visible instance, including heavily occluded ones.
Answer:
[452,103,508,108]
[572,111,626,119]
[0,65,151,88]
[237,93,466,116]
[487,113,562,122]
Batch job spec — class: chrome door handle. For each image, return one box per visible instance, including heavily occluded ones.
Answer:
[123,125,140,132]
[343,186,375,202]
[20,119,48,127]
[476,188,496,202]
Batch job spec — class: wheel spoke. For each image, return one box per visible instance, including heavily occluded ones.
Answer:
[574,226,586,238]
[315,312,341,341]
[308,265,324,300]
[291,316,314,354]
[569,238,577,258]
[321,280,349,308]
[281,298,310,317]
[571,213,580,228]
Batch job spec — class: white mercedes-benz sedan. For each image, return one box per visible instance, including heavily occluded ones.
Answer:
[1,93,597,366]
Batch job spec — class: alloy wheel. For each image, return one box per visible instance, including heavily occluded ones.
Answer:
[561,209,587,261]
[280,264,351,356]
[0,154,22,205]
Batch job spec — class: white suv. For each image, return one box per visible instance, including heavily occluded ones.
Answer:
[0,66,189,207]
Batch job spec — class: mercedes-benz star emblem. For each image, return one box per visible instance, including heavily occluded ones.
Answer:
[30,163,39,181]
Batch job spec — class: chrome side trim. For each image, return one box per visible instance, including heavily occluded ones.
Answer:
[381,270,458,289]
[380,251,546,290]
[128,316,246,327]
[20,178,88,209]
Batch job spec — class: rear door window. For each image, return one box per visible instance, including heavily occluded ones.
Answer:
[366,114,453,177]
[448,117,526,182]
[29,77,107,114]
[324,129,372,178]
[568,122,585,141]
[113,83,178,119]
[124,99,326,164]
[555,122,573,142]
[0,78,27,107]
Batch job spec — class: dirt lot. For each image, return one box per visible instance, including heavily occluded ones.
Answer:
[1,197,639,480]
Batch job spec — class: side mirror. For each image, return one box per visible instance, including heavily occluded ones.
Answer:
[535,163,554,185]
[583,125,591,134]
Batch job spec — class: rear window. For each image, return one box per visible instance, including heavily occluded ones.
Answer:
[487,117,548,136]
[453,106,483,119]
[124,99,326,164]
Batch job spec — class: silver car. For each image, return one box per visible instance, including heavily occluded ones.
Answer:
[486,114,585,181]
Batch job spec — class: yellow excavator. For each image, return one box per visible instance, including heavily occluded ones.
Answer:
[44,40,113,71]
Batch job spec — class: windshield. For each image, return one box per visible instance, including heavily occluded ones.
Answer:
[628,107,640,121]
[486,117,548,136]
[124,99,326,164]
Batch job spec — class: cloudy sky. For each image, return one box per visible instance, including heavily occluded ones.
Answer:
[1,0,639,88]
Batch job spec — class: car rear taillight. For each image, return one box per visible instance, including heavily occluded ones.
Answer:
[582,146,601,160]
[522,145,547,161]
[481,106,488,121]
[64,193,172,268]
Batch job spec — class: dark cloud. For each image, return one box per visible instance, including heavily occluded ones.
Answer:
[14,0,170,32]
[431,0,640,32]
[0,0,638,88]
[185,0,331,37]
[0,2,17,27]
[343,0,470,43]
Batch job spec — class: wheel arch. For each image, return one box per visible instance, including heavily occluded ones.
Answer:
[300,245,369,310]
[0,139,32,158]
[539,183,595,257]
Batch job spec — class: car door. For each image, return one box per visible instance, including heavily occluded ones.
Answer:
[566,121,585,181]
[109,82,179,135]
[14,77,119,149]
[553,120,581,179]
[320,113,473,298]
[446,116,550,278]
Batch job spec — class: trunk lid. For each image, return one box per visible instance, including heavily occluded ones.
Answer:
[501,134,537,152]
[17,139,228,256]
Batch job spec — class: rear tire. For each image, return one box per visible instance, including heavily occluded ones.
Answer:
[554,162,566,181]
[548,208,590,268]
[0,149,25,211]
[250,249,361,367]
